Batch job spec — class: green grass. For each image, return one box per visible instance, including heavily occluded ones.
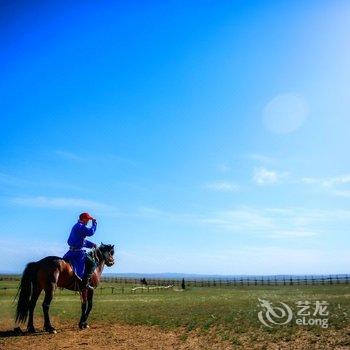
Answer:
[1,280,349,336]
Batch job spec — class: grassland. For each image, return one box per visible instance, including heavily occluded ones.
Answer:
[0,279,349,349]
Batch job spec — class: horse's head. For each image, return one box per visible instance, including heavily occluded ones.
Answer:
[97,243,115,267]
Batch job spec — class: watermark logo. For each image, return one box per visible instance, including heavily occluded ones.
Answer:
[258,299,329,328]
[258,299,293,327]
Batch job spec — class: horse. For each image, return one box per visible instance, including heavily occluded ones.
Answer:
[14,243,115,334]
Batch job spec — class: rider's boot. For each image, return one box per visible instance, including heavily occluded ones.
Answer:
[80,273,94,290]
[80,261,95,290]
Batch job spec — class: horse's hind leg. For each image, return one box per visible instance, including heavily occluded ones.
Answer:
[42,270,59,334]
[27,286,42,333]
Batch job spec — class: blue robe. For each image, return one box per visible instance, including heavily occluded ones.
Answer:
[63,221,97,279]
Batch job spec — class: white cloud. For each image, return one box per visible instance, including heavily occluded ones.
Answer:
[204,181,239,192]
[9,194,350,241]
[131,205,346,239]
[10,196,121,217]
[1,239,347,275]
[2,202,349,274]
[55,150,136,165]
[253,167,287,185]
[55,150,86,161]
[323,176,350,187]
[107,245,350,275]
[263,93,309,134]
[216,163,230,173]
[0,239,66,273]
[203,206,350,238]
[248,153,275,164]
[331,190,350,197]
[0,172,81,191]
[302,174,350,197]
[200,208,274,231]
[200,206,350,238]
[0,172,30,187]
[270,229,317,238]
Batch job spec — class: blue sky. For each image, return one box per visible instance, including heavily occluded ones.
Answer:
[1,0,350,275]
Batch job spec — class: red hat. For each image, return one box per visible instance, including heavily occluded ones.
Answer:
[79,212,94,221]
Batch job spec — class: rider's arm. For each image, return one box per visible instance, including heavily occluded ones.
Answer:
[83,240,96,248]
[81,220,97,237]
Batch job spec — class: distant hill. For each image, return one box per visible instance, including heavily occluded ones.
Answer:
[101,272,349,280]
[1,271,348,280]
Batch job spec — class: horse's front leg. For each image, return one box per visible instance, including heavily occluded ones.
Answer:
[79,289,94,329]
[79,289,89,329]
[85,288,94,326]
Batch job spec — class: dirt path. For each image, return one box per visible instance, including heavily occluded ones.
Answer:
[0,319,227,350]
[1,319,349,350]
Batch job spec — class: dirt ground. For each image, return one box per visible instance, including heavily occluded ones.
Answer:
[0,319,349,350]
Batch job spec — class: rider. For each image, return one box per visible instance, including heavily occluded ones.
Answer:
[63,212,97,290]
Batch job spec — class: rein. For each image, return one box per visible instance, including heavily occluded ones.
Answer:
[89,247,103,265]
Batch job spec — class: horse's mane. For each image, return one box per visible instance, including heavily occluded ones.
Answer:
[86,243,114,262]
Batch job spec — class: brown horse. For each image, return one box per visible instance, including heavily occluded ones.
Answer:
[14,243,115,334]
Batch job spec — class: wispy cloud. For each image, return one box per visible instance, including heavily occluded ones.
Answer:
[302,174,350,197]
[0,172,31,187]
[130,205,349,239]
[107,245,350,275]
[253,167,288,185]
[198,207,340,238]
[0,172,81,191]
[216,163,230,173]
[204,181,239,192]
[11,196,121,217]
[55,150,86,161]
[200,208,274,234]
[55,150,136,165]
[0,239,67,272]
[248,153,276,164]
[302,175,350,187]
[9,194,350,240]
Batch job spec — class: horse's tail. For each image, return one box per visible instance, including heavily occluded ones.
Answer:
[15,261,39,324]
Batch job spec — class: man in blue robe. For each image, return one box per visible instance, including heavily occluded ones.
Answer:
[63,212,97,290]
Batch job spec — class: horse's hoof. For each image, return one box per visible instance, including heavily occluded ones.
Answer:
[79,322,89,329]
[44,326,57,334]
[14,327,25,335]
[27,326,36,333]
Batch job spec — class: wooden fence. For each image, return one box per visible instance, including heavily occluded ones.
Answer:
[1,274,349,295]
[100,274,350,287]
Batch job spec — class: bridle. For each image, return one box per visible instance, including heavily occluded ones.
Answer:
[92,246,115,266]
